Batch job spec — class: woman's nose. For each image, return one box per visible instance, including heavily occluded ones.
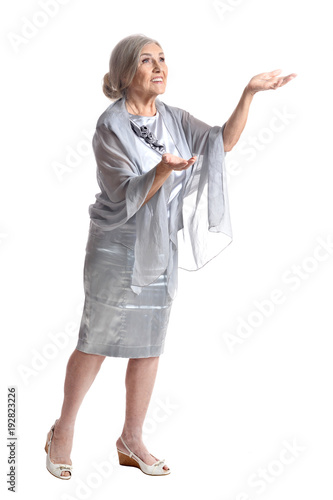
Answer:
[153,61,162,71]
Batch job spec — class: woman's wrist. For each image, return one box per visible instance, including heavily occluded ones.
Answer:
[243,84,256,99]
[157,161,172,176]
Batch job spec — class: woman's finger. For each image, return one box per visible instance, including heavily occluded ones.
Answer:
[269,73,297,89]
[280,73,298,86]
[257,69,282,80]
[162,154,197,171]
[269,69,282,76]
[172,158,196,171]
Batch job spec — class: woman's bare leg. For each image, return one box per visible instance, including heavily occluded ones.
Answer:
[47,349,106,476]
[116,356,169,471]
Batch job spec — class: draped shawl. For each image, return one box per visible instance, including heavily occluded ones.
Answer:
[88,96,233,299]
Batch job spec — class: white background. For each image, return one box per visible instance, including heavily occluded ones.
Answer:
[1,0,333,499]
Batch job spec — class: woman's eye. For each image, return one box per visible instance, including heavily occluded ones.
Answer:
[141,57,165,64]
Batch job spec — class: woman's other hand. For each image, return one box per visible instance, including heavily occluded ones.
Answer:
[160,153,197,171]
[142,155,197,205]
[245,69,297,96]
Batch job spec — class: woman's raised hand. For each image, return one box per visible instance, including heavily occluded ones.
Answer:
[246,69,297,96]
[161,153,197,171]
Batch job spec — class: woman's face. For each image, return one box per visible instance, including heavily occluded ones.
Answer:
[128,43,168,98]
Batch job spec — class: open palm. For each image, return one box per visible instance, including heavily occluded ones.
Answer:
[161,153,197,171]
[246,69,297,95]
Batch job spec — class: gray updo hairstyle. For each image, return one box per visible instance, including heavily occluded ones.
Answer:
[103,34,163,101]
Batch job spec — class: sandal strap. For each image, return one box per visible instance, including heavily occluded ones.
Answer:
[120,436,133,456]
[153,459,165,467]
[46,420,73,476]
[119,437,167,469]
[55,465,73,471]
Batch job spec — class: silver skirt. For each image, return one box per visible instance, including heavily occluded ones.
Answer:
[76,220,173,358]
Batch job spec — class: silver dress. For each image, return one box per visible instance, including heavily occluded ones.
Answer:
[76,110,185,358]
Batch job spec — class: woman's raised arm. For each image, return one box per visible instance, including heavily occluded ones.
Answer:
[222,69,297,152]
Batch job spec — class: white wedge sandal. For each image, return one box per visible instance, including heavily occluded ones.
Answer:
[117,436,170,476]
[45,420,73,479]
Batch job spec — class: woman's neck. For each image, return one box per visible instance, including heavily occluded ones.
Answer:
[125,92,157,116]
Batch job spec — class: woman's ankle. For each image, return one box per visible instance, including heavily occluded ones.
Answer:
[55,418,76,433]
[121,428,143,443]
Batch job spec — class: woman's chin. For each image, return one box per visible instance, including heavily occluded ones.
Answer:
[151,84,167,95]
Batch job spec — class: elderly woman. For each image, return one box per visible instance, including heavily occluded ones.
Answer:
[45,34,296,479]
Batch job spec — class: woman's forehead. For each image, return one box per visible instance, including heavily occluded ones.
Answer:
[140,43,163,55]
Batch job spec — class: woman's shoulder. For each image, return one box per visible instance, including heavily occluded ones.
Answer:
[95,98,123,129]
[156,99,191,127]
[157,99,186,116]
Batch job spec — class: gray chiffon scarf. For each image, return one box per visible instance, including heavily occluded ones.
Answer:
[88,96,233,299]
